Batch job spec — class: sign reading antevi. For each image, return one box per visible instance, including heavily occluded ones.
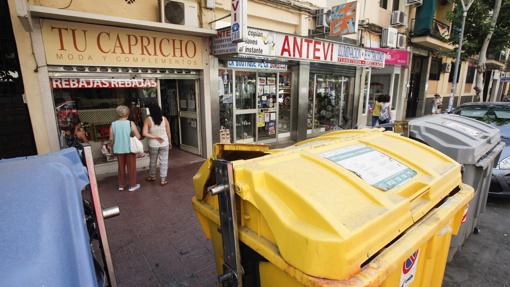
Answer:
[213,27,385,68]
[41,20,204,69]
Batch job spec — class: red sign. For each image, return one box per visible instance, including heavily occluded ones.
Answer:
[371,48,409,66]
[52,78,157,89]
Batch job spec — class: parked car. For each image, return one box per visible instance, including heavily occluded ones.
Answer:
[454,102,510,197]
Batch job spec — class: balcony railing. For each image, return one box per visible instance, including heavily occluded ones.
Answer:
[411,18,451,41]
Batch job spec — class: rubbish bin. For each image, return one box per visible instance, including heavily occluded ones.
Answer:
[192,131,474,286]
[409,114,504,261]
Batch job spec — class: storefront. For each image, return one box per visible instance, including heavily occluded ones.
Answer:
[359,48,409,127]
[213,27,385,143]
[41,19,211,164]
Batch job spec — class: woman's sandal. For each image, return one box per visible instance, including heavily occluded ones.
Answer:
[146,176,156,182]
[160,178,168,186]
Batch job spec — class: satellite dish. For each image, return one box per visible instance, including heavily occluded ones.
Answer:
[164,1,185,24]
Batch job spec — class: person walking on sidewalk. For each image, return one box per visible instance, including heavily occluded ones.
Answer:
[371,95,383,127]
[109,105,141,192]
[143,104,171,186]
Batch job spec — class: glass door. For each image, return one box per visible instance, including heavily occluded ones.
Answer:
[234,71,257,143]
[257,72,278,142]
[177,79,201,154]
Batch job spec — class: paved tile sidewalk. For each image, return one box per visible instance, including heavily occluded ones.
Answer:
[98,150,216,287]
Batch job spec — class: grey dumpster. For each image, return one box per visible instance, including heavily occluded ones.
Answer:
[409,114,504,261]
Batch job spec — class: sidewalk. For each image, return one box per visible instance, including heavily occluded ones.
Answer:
[98,149,216,287]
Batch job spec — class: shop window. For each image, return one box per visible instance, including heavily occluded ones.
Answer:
[309,74,352,133]
[449,62,460,83]
[219,69,233,143]
[52,78,158,163]
[392,0,400,11]
[235,71,256,110]
[429,58,441,81]
[466,66,476,84]
[278,72,292,134]
[380,0,388,9]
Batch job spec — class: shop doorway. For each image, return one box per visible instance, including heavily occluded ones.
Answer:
[160,79,201,155]
[0,1,37,159]
[406,55,427,118]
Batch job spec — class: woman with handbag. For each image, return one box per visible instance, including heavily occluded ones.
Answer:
[109,105,142,192]
[142,104,171,186]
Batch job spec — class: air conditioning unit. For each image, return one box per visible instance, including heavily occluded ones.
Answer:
[358,19,369,28]
[406,0,423,6]
[442,62,451,73]
[381,28,398,48]
[391,11,407,27]
[316,8,331,28]
[397,34,406,48]
[160,0,199,28]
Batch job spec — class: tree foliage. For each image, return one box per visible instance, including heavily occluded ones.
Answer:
[448,0,510,59]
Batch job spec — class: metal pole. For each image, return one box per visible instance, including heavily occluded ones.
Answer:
[447,11,467,112]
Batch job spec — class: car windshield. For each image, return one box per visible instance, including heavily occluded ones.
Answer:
[457,105,510,126]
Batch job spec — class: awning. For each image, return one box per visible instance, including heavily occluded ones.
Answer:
[213,27,386,69]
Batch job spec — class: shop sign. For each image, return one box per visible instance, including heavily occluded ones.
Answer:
[231,0,247,43]
[212,27,385,68]
[51,78,158,89]
[227,61,288,71]
[41,20,204,69]
[370,48,409,66]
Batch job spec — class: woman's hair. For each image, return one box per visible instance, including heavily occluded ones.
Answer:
[377,94,390,103]
[116,105,130,117]
[149,104,163,125]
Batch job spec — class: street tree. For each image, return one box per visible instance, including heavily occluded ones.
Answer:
[449,0,509,100]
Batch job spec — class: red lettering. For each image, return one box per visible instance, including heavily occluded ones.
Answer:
[140,36,151,56]
[293,37,303,58]
[330,44,334,61]
[313,40,321,60]
[304,38,313,59]
[70,29,87,52]
[232,0,239,22]
[97,32,111,53]
[159,38,171,57]
[185,40,196,58]
[323,42,331,61]
[280,35,291,57]
[51,27,68,51]
[112,35,126,54]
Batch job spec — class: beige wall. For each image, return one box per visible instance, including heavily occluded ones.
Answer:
[8,0,60,154]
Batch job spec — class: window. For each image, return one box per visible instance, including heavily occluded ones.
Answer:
[448,62,460,83]
[429,58,441,81]
[466,66,476,84]
[392,0,400,11]
[380,0,388,9]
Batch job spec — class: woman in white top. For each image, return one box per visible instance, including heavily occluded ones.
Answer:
[142,104,171,186]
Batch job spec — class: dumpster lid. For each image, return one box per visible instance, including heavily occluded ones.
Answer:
[0,149,98,287]
[231,131,462,280]
[409,114,501,164]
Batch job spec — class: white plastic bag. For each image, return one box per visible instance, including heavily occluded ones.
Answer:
[130,137,144,154]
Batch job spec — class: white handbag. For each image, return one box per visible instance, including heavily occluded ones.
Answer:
[130,136,144,154]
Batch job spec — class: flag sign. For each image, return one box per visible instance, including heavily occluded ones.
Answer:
[231,0,247,43]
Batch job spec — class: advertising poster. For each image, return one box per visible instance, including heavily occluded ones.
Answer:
[330,1,357,37]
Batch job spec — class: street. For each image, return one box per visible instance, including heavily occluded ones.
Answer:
[99,150,510,287]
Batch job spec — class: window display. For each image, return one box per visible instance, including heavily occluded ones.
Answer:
[278,72,292,134]
[52,78,158,162]
[258,73,277,141]
[219,69,233,143]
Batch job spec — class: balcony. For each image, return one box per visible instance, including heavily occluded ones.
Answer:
[411,18,454,51]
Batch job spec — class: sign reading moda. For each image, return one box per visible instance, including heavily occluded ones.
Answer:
[213,27,385,68]
[41,20,204,69]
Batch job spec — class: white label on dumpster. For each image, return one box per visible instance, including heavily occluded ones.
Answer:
[443,121,481,137]
[320,144,416,191]
[400,249,420,287]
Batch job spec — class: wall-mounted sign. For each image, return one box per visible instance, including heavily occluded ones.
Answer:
[370,48,409,66]
[213,27,385,68]
[330,1,358,37]
[41,20,204,69]
[231,0,247,43]
[227,61,288,70]
[51,78,157,89]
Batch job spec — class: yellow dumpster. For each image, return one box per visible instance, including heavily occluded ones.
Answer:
[192,131,473,286]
